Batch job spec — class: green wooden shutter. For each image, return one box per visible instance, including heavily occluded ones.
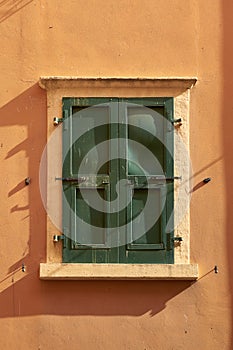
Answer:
[62,98,119,263]
[118,98,174,263]
[62,97,174,264]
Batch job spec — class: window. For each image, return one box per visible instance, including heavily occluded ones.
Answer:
[62,98,174,264]
[39,77,198,280]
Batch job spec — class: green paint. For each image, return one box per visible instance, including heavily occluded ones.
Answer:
[62,98,174,263]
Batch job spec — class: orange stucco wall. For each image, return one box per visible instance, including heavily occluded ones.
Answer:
[0,0,232,349]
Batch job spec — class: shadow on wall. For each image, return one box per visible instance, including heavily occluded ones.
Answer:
[0,83,197,318]
[0,83,47,314]
[1,274,194,317]
[222,1,233,347]
[0,0,34,23]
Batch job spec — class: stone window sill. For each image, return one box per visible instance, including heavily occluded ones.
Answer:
[39,263,198,280]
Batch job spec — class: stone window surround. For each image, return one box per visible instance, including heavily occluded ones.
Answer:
[39,76,198,280]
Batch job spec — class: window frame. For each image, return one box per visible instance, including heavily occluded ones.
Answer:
[39,77,198,280]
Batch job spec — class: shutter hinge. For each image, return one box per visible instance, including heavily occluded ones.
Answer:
[173,236,183,242]
[53,234,67,248]
[171,118,182,125]
[166,234,183,250]
[53,234,65,242]
[172,236,183,248]
[53,117,64,125]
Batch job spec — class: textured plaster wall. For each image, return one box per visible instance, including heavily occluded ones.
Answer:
[0,0,231,349]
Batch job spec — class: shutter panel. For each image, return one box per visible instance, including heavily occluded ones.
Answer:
[62,98,119,263]
[118,99,174,263]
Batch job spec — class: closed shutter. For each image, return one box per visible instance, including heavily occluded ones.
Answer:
[62,98,174,264]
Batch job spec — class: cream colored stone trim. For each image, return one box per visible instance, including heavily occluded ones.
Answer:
[39,76,198,279]
[39,76,197,91]
[40,263,198,280]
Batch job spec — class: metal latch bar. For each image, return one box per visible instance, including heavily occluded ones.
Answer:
[55,177,86,183]
[164,176,182,181]
[55,175,110,186]
[128,175,182,185]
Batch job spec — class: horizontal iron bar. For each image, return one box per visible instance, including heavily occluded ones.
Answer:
[55,175,110,186]
[129,175,182,182]
[55,177,86,183]
[56,176,181,184]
